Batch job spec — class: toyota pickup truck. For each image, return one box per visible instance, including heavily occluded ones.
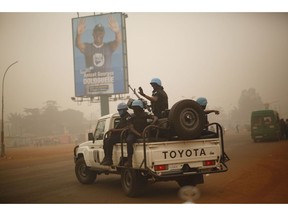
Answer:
[73,99,230,197]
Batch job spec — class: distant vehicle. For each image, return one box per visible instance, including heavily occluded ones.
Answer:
[251,109,281,142]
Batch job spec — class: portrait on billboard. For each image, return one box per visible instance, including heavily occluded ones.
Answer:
[72,13,128,97]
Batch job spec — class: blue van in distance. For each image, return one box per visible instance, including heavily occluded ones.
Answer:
[251,110,281,142]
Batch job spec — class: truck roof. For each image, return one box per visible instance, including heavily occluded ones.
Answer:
[99,110,135,120]
[99,112,120,120]
[251,109,278,116]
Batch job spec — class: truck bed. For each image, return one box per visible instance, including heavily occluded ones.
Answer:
[78,136,228,178]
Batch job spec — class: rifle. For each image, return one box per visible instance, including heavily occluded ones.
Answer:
[128,84,151,112]
[128,84,141,99]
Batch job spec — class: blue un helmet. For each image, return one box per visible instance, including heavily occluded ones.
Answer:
[150,78,162,87]
[196,97,208,107]
[117,102,128,111]
[131,99,144,109]
[117,102,128,116]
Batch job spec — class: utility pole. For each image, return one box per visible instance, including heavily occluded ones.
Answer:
[1,61,18,157]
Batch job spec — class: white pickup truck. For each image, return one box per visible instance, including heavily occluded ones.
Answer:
[73,99,230,197]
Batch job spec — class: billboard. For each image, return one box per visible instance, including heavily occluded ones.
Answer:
[72,13,128,97]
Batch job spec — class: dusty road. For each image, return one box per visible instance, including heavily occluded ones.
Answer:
[0,131,288,204]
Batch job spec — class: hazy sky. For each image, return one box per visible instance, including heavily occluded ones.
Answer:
[1,12,288,120]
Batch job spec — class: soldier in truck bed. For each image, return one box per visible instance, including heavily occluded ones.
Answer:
[196,97,220,138]
[138,78,168,118]
[101,102,131,166]
[125,99,158,167]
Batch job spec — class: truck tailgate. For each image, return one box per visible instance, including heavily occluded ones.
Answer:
[133,138,222,175]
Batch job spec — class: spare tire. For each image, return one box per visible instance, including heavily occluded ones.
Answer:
[168,99,205,140]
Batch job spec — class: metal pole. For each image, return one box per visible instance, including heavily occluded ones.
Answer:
[1,61,18,157]
[100,95,110,116]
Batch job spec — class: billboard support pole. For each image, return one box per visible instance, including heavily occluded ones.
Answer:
[100,95,110,116]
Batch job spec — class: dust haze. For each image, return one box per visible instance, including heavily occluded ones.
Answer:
[1,12,288,122]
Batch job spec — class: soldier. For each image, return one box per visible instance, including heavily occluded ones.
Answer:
[285,119,288,139]
[101,102,131,166]
[125,100,158,167]
[138,78,168,118]
[196,97,219,137]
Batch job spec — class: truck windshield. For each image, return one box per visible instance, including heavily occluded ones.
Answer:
[94,120,106,140]
[113,118,121,128]
[253,116,273,126]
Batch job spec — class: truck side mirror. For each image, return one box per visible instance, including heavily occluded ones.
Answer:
[88,132,95,143]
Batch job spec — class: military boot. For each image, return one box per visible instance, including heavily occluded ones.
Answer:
[101,157,113,166]
[124,156,132,167]
[101,156,113,166]
[100,156,108,165]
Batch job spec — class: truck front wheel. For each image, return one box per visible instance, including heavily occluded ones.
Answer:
[75,157,97,184]
[121,169,147,197]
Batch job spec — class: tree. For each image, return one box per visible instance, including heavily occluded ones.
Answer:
[41,100,62,135]
[8,113,24,136]
[23,108,42,136]
[8,101,88,137]
[231,88,264,125]
[238,88,263,113]
[60,109,88,134]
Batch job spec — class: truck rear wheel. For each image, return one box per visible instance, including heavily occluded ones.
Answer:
[168,99,205,140]
[121,169,147,197]
[75,157,97,184]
